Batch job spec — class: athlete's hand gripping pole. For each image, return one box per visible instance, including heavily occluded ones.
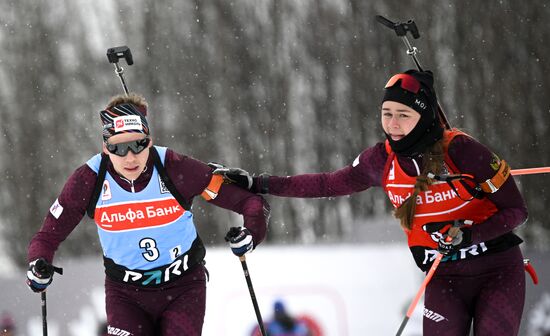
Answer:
[225,227,267,336]
[27,259,63,336]
[395,223,464,336]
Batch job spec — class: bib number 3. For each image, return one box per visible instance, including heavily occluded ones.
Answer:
[139,238,160,261]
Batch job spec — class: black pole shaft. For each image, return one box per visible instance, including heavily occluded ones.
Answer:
[41,291,48,336]
[239,256,267,336]
[401,31,452,130]
[395,316,409,336]
[114,63,130,96]
[401,36,423,71]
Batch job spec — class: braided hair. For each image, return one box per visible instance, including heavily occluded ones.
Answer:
[393,140,445,230]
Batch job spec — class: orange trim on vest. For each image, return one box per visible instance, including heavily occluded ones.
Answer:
[385,129,510,194]
[384,140,392,155]
[441,128,464,151]
[201,174,224,201]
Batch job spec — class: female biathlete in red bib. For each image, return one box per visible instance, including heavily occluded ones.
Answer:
[214,69,527,335]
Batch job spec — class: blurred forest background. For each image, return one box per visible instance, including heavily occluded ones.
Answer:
[1,0,549,268]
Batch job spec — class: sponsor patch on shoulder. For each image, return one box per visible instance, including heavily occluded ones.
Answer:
[490,153,501,171]
[49,199,64,219]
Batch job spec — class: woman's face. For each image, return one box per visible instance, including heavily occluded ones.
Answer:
[102,133,152,181]
[381,101,421,141]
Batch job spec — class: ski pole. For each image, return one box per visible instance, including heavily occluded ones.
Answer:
[395,252,443,336]
[238,255,267,336]
[376,15,452,130]
[106,46,134,95]
[395,225,462,336]
[41,291,48,336]
[511,166,550,176]
[34,259,63,336]
[524,259,539,285]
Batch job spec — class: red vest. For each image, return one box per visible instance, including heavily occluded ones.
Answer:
[382,130,498,250]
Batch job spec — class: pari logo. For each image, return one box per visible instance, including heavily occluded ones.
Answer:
[113,116,143,132]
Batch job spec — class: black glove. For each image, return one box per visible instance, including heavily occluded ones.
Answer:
[423,220,473,255]
[26,258,62,293]
[209,162,253,189]
[225,227,254,256]
[209,162,270,194]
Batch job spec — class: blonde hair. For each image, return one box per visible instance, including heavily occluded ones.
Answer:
[105,93,148,111]
[393,140,445,230]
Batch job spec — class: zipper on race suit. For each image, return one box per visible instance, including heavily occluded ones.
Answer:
[120,176,136,193]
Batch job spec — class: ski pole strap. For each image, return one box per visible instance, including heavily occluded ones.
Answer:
[524,259,539,285]
[36,259,64,277]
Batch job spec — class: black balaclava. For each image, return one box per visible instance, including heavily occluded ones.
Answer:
[382,69,444,157]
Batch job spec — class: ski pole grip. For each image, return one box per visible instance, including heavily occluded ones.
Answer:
[375,15,395,30]
[35,259,63,276]
[446,220,472,242]
[447,226,461,240]
[375,15,420,38]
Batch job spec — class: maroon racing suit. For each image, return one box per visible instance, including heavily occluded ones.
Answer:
[259,134,527,335]
[28,148,269,336]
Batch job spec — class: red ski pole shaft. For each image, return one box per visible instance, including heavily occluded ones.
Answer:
[396,253,443,336]
[511,167,550,176]
[395,227,460,336]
